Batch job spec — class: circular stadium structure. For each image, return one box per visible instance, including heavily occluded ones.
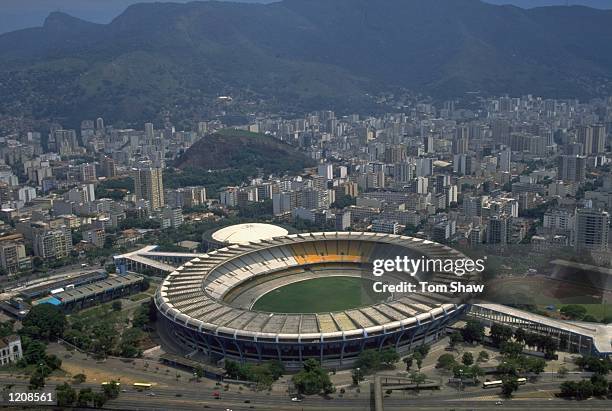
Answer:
[155,232,479,369]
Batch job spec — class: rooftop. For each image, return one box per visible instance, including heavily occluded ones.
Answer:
[211,223,288,245]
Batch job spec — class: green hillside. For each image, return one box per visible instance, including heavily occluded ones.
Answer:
[175,128,314,176]
[1,0,612,124]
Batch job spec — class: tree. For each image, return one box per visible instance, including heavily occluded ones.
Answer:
[449,331,463,348]
[355,349,381,373]
[501,377,519,397]
[497,361,518,377]
[462,352,474,366]
[413,352,423,370]
[56,383,76,407]
[477,351,489,363]
[93,392,107,408]
[104,235,116,249]
[403,356,413,371]
[29,369,45,390]
[194,365,204,381]
[119,328,143,358]
[500,341,524,358]
[470,365,484,378]
[292,359,334,395]
[590,373,609,396]
[436,354,456,370]
[132,299,156,330]
[351,368,364,385]
[0,321,14,339]
[514,328,526,344]
[32,256,44,269]
[379,349,399,367]
[560,381,578,397]
[355,349,399,373]
[45,354,62,371]
[575,356,611,375]
[490,324,513,347]
[409,371,427,387]
[415,344,431,358]
[21,304,66,340]
[77,388,94,407]
[22,339,47,365]
[225,360,242,379]
[524,357,546,375]
[461,320,484,343]
[331,195,356,209]
[572,380,594,400]
[102,381,120,399]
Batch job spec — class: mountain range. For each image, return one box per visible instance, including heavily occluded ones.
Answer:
[0,0,610,35]
[1,0,612,125]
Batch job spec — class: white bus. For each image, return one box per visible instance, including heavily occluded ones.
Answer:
[483,378,527,389]
[482,380,503,389]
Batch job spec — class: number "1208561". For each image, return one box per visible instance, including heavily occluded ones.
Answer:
[8,392,53,402]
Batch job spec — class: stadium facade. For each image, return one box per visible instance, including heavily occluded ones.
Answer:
[155,231,478,368]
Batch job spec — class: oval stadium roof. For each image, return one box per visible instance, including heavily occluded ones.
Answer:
[211,223,288,245]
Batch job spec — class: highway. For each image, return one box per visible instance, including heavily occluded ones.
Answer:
[2,375,610,410]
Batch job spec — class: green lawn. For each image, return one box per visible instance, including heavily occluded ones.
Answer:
[539,304,611,322]
[129,293,152,302]
[252,277,388,314]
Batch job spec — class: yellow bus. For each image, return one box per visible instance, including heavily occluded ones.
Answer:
[133,382,153,389]
[101,382,120,386]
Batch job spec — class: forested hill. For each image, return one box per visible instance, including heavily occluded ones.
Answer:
[1,0,612,124]
[175,129,314,176]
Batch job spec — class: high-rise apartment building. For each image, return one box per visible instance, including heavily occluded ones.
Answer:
[0,242,30,274]
[80,163,97,182]
[488,215,510,245]
[317,163,333,180]
[33,227,73,260]
[577,125,594,155]
[577,124,607,155]
[131,165,165,210]
[558,155,586,182]
[574,208,610,251]
[592,124,607,154]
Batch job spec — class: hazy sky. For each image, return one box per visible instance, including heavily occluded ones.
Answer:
[485,0,612,7]
[0,1,272,34]
[0,0,610,34]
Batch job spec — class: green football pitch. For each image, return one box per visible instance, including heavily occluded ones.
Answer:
[252,276,388,313]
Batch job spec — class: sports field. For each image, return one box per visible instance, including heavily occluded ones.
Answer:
[252,276,389,313]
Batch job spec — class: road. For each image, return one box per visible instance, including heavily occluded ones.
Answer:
[1,374,609,411]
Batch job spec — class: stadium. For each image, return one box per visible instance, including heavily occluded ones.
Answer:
[155,231,480,369]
